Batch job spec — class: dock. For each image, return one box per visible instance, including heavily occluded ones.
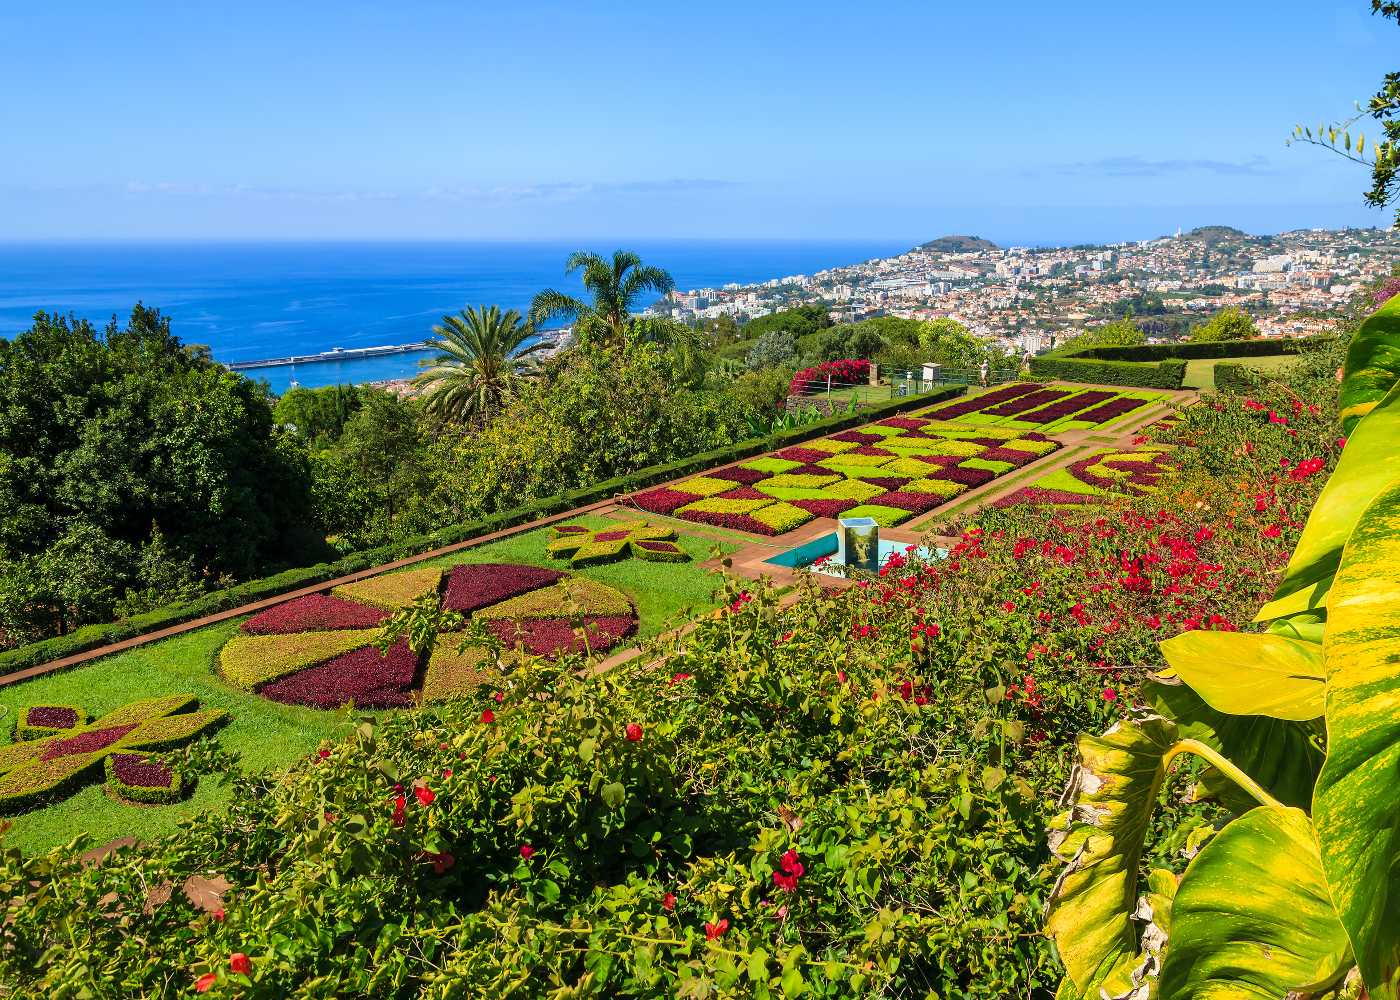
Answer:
[227,342,430,371]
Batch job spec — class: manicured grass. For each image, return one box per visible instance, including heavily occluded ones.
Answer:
[0,620,351,854]
[1183,354,1298,390]
[414,513,737,639]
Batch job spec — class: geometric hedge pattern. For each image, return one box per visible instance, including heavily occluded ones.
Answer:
[218,563,639,709]
[630,385,1068,535]
[992,446,1176,509]
[546,521,688,565]
[0,695,226,814]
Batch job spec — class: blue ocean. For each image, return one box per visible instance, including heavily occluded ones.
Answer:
[0,240,910,393]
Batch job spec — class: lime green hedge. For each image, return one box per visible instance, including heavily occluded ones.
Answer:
[0,386,965,676]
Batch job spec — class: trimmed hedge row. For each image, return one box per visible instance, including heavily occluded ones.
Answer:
[1028,356,1187,389]
[1212,362,1263,395]
[1066,335,1330,363]
[0,385,966,675]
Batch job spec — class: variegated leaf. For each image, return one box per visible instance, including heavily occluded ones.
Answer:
[1338,293,1400,433]
[1158,807,1352,1000]
[1315,478,1400,998]
[1158,630,1324,721]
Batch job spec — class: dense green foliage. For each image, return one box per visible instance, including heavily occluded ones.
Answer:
[413,305,544,426]
[1059,317,1147,351]
[0,308,318,645]
[1189,306,1258,343]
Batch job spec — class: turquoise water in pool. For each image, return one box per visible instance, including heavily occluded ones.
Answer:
[764,533,945,576]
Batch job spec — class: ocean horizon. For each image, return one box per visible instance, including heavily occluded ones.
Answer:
[0,239,913,392]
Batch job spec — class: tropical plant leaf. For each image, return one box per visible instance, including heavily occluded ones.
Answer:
[1315,478,1400,997]
[1255,377,1400,622]
[1338,294,1400,433]
[1158,806,1353,1000]
[1044,715,1179,998]
[1158,630,1324,721]
[1148,678,1322,811]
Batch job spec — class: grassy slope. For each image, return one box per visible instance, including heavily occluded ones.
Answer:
[0,621,350,853]
[1,517,735,854]
[1183,353,1297,390]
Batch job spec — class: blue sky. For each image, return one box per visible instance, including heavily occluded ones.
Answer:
[1,1,1394,243]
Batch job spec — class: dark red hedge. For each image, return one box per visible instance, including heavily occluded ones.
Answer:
[242,594,389,635]
[631,487,705,514]
[929,465,996,487]
[827,430,885,445]
[857,476,913,491]
[257,638,419,709]
[443,563,566,614]
[26,706,79,730]
[487,615,636,657]
[111,753,176,789]
[789,498,858,518]
[716,486,771,501]
[869,491,944,514]
[774,447,836,464]
[706,466,770,485]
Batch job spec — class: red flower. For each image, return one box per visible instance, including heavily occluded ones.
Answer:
[519,845,535,859]
[317,748,330,760]
[705,918,730,940]
[625,723,644,742]
[1262,525,1282,539]
[1000,600,1016,612]
[229,953,252,976]
[669,672,692,685]
[1102,688,1118,702]
[480,709,495,724]
[195,973,217,993]
[663,892,677,911]
[1337,436,1348,449]
[415,786,436,806]
[212,908,225,922]
[494,691,505,703]
[432,852,455,875]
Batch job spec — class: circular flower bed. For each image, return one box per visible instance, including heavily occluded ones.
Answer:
[216,563,638,708]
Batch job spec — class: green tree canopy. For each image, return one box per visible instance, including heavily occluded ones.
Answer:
[0,306,316,639]
[1190,307,1259,343]
[1059,317,1148,352]
[530,250,675,350]
[413,305,545,427]
[745,329,798,371]
[739,305,832,343]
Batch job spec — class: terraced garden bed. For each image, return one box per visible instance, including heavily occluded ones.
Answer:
[992,445,1176,508]
[630,397,1066,532]
[921,382,1163,432]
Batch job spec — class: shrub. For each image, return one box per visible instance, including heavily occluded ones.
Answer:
[1188,305,1258,342]
[13,705,88,742]
[257,639,420,709]
[481,578,634,620]
[105,753,182,805]
[745,329,798,371]
[218,629,379,689]
[487,614,636,657]
[788,359,871,398]
[442,564,565,614]
[420,638,499,702]
[1028,356,1186,389]
[749,502,814,533]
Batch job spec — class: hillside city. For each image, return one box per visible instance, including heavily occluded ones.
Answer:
[650,225,1400,352]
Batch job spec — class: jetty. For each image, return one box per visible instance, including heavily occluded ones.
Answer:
[227,342,429,371]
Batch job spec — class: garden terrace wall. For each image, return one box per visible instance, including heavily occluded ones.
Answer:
[0,385,966,676]
[1029,355,1186,389]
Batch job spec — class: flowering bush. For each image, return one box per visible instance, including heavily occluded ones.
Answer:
[787,358,871,397]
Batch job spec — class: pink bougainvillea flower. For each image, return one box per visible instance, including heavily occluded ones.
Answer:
[443,768,453,779]
[317,748,330,760]
[663,892,676,911]
[1102,688,1118,702]
[480,709,495,724]
[519,845,535,859]
[1000,600,1016,612]
[1262,525,1282,539]
[625,723,644,742]
[414,786,435,806]
[705,918,730,940]
[229,953,252,975]
[195,973,217,993]
[391,794,406,828]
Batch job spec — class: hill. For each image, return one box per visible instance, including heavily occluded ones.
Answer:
[1180,225,1250,245]
[917,235,1000,253]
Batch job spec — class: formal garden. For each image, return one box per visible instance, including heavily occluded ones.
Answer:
[1,270,1399,995]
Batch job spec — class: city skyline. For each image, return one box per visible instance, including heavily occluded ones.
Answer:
[1,1,1395,242]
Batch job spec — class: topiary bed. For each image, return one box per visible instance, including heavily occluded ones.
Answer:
[216,564,638,708]
[992,446,1177,509]
[630,390,1066,532]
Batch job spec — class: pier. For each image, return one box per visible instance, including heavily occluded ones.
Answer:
[227,342,430,371]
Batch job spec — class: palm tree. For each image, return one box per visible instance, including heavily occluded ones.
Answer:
[530,250,675,350]
[413,305,544,426]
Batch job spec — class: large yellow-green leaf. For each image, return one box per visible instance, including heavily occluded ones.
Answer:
[1158,807,1352,1000]
[1315,479,1400,998]
[1159,630,1324,721]
[1338,294,1400,433]
[1044,716,1179,998]
[1148,678,1322,811]
[1255,378,1400,622]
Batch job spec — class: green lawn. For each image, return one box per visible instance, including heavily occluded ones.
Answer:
[1183,354,1298,390]
[0,620,352,854]
[0,516,735,854]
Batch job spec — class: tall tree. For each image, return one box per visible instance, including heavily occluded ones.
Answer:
[414,305,544,426]
[530,250,675,350]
